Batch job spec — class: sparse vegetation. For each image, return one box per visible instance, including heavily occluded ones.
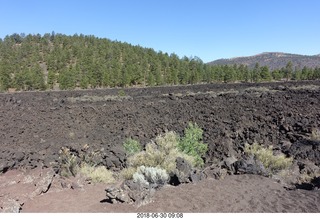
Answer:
[311,128,320,141]
[125,131,195,178]
[118,89,126,97]
[123,138,142,155]
[79,164,115,183]
[120,123,207,181]
[133,166,169,186]
[67,94,131,103]
[58,147,79,177]
[58,144,114,183]
[290,85,320,91]
[244,142,293,174]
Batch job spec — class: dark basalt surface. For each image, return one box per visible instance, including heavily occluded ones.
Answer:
[1,81,320,173]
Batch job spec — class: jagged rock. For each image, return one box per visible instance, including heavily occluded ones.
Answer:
[202,164,228,180]
[31,168,55,196]
[280,140,292,151]
[233,156,268,176]
[189,169,206,183]
[221,156,238,173]
[296,176,320,190]
[105,186,132,204]
[105,180,154,205]
[285,139,320,166]
[172,157,193,184]
[0,161,16,173]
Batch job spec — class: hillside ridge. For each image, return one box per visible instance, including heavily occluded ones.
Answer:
[208,52,320,69]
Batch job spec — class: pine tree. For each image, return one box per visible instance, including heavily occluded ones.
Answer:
[260,66,271,81]
[252,63,261,82]
[0,61,11,90]
[285,61,293,81]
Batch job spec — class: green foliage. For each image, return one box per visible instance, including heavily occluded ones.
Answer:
[47,71,56,89]
[178,122,208,167]
[285,61,293,81]
[244,142,293,174]
[123,131,195,180]
[1,33,319,92]
[123,138,142,155]
[118,89,126,97]
[121,123,208,180]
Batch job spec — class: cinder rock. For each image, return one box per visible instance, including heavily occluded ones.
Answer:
[173,157,193,184]
[285,139,320,166]
[202,164,228,180]
[31,168,55,196]
[233,156,268,176]
[189,169,206,183]
[0,197,22,213]
[105,179,158,205]
[221,156,238,173]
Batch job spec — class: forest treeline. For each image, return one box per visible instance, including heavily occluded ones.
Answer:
[0,33,320,91]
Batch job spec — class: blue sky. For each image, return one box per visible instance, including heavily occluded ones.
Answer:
[0,0,319,62]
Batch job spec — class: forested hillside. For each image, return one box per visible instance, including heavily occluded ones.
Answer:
[0,33,320,91]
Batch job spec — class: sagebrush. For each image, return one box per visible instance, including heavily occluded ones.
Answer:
[122,131,196,180]
[133,166,169,186]
[244,142,293,174]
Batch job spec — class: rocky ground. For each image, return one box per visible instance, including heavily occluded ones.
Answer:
[0,81,320,212]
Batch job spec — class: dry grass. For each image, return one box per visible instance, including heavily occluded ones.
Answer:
[67,94,132,103]
[120,167,137,180]
[58,144,114,184]
[244,142,293,174]
[79,164,115,183]
[290,85,320,91]
[311,128,320,141]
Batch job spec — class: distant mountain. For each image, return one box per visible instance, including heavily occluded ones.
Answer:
[208,52,320,70]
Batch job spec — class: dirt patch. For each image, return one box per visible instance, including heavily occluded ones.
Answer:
[1,169,318,213]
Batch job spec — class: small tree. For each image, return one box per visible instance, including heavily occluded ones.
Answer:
[260,66,271,81]
[178,122,208,166]
[285,61,293,81]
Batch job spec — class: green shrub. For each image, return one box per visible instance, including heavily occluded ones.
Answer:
[123,138,142,155]
[125,131,195,179]
[178,122,208,167]
[122,124,208,180]
[244,142,293,174]
[118,89,126,97]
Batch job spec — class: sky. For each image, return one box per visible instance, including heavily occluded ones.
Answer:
[0,0,319,62]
